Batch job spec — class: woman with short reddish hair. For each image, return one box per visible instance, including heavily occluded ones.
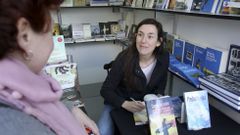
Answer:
[0,0,99,135]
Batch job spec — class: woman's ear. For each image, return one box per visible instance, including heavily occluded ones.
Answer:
[157,37,163,47]
[16,17,31,52]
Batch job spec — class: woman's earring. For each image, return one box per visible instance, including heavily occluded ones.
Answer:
[23,50,33,61]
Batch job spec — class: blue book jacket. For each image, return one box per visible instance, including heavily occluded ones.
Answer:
[183,42,195,66]
[173,39,185,62]
[193,46,206,72]
[203,47,223,75]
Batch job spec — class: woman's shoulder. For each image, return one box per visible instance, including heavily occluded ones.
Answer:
[156,50,169,61]
[0,107,55,135]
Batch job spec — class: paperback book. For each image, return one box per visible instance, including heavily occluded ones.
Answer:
[226,44,240,78]
[145,96,178,135]
[48,35,67,64]
[165,33,178,54]
[133,108,148,125]
[173,38,185,62]
[193,45,206,72]
[183,41,195,66]
[45,63,77,90]
[203,47,228,75]
[184,90,211,130]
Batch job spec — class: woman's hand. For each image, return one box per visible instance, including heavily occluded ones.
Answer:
[121,101,145,113]
[72,107,100,135]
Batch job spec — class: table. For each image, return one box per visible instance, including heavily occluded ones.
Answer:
[110,105,240,135]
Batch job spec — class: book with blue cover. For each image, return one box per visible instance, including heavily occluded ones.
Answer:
[184,90,211,130]
[193,46,206,72]
[201,0,218,13]
[173,39,185,62]
[180,66,204,88]
[203,47,228,75]
[183,41,195,66]
[145,96,178,135]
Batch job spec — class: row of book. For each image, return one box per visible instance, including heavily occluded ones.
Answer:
[61,0,124,7]
[165,32,229,87]
[52,21,125,43]
[133,90,211,134]
[130,0,240,15]
[199,44,240,111]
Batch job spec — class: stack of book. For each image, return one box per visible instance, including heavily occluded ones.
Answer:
[199,44,240,111]
[44,35,84,108]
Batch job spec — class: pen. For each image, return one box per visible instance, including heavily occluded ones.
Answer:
[130,97,141,104]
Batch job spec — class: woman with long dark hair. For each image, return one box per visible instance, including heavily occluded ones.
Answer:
[98,18,169,135]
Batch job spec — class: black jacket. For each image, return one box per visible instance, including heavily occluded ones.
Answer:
[100,49,169,108]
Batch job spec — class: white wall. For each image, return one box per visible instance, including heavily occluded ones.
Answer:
[66,42,122,85]
[156,13,240,50]
[59,8,122,24]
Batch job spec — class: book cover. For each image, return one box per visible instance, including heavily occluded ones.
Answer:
[191,0,204,11]
[45,63,77,90]
[60,24,73,39]
[109,22,121,34]
[99,22,111,35]
[173,39,185,62]
[226,44,240,78]
[145,97,178,135]
[174,0,188,10]
[183,41,195,66]
[184,90,211,130]
[203,47,228,75]
[170,96,183,118]
[133,108,148,125]
[91,23,101,36]
[220,0,231,14]
[52,23,60,36]
[228,1,240,15]
[48,35,67,64]
[165,33,178,54]
[185,0,194,11]
[73,0,86,6]
[82,23,92,39]
[193,45,206,72]
[72,23,84,39]
[155,0,165,9]
[168,0,177,9]
[200,0,216,13]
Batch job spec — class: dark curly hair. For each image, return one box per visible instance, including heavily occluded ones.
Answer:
[0,0,63,59]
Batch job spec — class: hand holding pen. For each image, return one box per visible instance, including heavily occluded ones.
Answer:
[121,97,145,113]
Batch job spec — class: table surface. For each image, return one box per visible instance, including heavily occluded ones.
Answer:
[111,105,240,135]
